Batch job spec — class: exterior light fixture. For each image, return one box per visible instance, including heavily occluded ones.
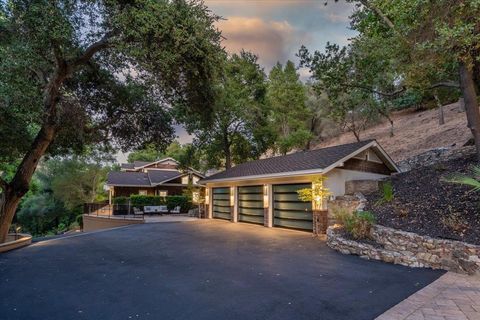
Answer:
[263,184,269,208]
[230,186,235,206]
[205,188,210,205]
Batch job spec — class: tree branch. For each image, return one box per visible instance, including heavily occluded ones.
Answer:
[358,0,395,30]
[73,33,114,67]
[430,81,460,89]
[345,83,406,97]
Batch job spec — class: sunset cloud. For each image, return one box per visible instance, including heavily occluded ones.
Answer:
[217,16,310,69]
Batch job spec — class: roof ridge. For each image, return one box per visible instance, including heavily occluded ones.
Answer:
[229,139,374,168]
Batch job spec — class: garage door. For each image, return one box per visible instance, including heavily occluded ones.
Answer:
[273,183,312,231]
[238,186,264,225]
[212,187,231,220]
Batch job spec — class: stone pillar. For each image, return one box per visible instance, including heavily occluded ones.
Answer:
[313,210,328,235]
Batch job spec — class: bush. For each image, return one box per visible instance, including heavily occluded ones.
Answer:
[332,206,352,225]
[376,181,394,205]
[113,196,129,205]
[165,195,191,212]
[128,195,192,212]
[76,214,84,229]
[129,195,165,207]
[336,210,376,240]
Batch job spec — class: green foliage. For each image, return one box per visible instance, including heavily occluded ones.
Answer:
[129,195,191,212]
[444,166,480,193]
[15,156,109,236]
[267,60,311,154]
[129,195,164,207]
[165,195,191,212]
[179,51,276,169]
[376,181,394,205]
[297,177,332,209]
[113,196,129,205]
[76,214,83,229]
[336,210,376,240]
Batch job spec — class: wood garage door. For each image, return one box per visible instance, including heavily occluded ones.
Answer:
[238,186,264,225]
[273,183,313,231]
[212,187,231,220]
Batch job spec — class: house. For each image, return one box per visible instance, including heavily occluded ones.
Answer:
[200,140,399,232]
[106,158,205,204]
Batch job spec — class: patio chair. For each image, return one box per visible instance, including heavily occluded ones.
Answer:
[170,206,181,214]
[133,207,144,216]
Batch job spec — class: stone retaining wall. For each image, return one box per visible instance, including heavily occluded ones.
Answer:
[327,225,480,275]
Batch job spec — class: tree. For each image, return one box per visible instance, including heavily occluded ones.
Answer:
[179,51,275,169]
[16,155,110,236]
[299,41,398,140]
[267,61,311,154]
[127,141,203,171]
[325,0,480,160]
[0,0,223,242]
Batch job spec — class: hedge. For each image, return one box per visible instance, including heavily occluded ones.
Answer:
[113,196,129,205]
[129,195,164,207]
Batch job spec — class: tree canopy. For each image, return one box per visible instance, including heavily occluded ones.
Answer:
[0,0,224,241]
[178,51,276,169]
[267,60,311,154]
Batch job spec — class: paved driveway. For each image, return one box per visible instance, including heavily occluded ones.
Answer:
[0,220,443,320]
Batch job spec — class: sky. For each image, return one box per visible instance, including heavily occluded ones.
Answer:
[117,0,357,163]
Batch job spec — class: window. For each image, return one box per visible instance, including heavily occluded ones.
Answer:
[192,176,199,184]
[181,176,189,184]
[157,190,168,197]
[139,190,148,195]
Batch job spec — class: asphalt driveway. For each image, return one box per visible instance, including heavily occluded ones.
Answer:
[0,220,443,320]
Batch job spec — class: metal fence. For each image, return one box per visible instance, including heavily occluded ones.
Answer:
[83,203,144,220]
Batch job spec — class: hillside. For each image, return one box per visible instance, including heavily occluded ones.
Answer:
[315,102,472,162]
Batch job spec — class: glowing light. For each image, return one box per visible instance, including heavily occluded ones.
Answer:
[263,185,269,208]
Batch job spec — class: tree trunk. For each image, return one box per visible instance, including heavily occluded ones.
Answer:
[434,93,445,125]
[0,124,57,242]
[225,150,232,169]
[459,62,480,161]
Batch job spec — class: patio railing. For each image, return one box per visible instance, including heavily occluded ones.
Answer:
[83,203,144,220]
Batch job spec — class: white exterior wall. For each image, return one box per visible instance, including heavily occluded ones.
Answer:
[324,168,389,197]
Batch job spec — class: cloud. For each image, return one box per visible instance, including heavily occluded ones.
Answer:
[216,16,310,69]
[327,12,350,23]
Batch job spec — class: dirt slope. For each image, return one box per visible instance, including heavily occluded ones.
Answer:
[315,102,472,162]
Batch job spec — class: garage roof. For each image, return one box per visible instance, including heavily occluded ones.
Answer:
[200,140,399,183]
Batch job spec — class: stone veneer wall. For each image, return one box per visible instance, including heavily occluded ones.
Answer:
[327,225,480,275]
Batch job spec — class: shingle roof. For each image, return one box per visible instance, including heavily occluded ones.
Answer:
[107,172,151,186]
[120,163,135,170]
[148,170,183,185]
[107,170,187,186]
[201,140,377,182]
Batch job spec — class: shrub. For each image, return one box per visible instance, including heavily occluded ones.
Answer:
[129,195,165,207]
[113,196,129,205]
[332,206,352,225]
[443,166,480,193]
[376,181,394,205]
[75,214,84,229]
[337,210,376,240]
[166,195,191,212]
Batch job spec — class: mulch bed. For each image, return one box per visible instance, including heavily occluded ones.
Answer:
[366,152,480,245]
